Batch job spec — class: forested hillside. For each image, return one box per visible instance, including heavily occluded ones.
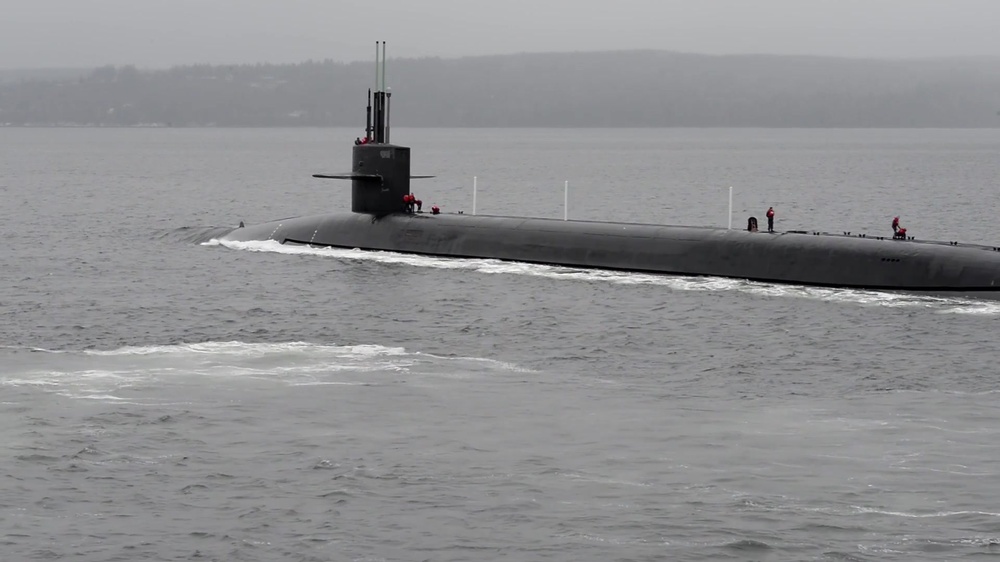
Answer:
[1,51,998,127]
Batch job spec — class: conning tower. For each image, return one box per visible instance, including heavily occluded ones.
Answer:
[314,41,430,215]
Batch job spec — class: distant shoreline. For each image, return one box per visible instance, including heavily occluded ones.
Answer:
[2,50,998,128]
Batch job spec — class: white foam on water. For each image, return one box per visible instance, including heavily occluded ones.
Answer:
[2,341,532,401]
[82,340,407,358]
[1,379,60,387]
[206,238,1000,314]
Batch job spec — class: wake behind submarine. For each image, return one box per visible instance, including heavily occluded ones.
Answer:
[220,42,1000,295]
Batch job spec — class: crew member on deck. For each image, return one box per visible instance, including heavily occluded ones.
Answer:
[892,216,907,239]
[766,207,775,233]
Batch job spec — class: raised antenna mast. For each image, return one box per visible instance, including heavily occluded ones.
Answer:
[365,88,372,142]
[369,41,391,143]
[384,42,391,144]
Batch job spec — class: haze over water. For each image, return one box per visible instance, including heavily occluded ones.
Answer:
[5,0,1000,68]
[2,127,1000,561]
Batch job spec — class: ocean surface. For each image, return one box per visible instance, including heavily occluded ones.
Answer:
[2,127,1000,561]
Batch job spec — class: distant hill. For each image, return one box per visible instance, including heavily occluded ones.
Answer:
[1,51,998,127]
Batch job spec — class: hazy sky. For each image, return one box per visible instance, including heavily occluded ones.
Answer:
[4,0,1000,69]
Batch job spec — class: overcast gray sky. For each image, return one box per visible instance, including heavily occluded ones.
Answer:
[3,0,999,69]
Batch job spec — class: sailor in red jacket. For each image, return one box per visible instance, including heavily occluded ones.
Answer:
[766,207,775,233]
[892,216,907,239]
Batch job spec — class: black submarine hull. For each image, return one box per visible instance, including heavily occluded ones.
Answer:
[219,212,1000,292]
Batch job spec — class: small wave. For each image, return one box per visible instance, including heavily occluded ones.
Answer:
[15,454,60,463]
[548,469,652,488]
[157,226,235,244]
[949,537,1000,547]
[724,538,772,550]
[417,352,538,374]
[822,551,869,561]
[207,239,1000,313]
[853,506,1000,518]
[289,381,374,386]
[876,536,1000,555]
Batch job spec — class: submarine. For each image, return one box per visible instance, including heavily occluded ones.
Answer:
[219,42,1000,295]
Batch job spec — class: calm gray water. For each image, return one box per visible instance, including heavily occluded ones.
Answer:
[2,127,1000,561]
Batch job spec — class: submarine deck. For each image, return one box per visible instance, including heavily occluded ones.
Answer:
[220,211,1000,293]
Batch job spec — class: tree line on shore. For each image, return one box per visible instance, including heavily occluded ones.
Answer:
[1,51,998,127]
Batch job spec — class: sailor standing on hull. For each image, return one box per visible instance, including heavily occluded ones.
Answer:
[892,216,908,239]
[766,207,775,233]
